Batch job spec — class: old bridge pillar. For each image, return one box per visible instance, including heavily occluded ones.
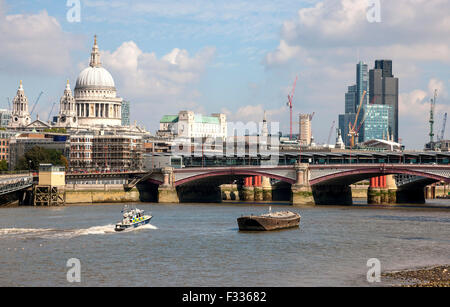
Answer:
[368,177,382,204]
[240,176,272,202]
[368,175,397,204]
[386,175,397,203]
[291,163,315,206]
[242,177,254,201]
[253,176,263,201]
[158,167,179,203]
[261,176,272,201]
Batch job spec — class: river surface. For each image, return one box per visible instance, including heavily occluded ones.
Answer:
[0,200,449,287]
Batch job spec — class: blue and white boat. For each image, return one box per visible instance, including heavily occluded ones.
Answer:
[115,205,152,232]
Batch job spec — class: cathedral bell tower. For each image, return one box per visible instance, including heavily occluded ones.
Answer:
[57,80,78,127]
[10,80,31,128]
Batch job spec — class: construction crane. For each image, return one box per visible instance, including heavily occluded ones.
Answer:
[347,90,366,148]
[438,112,447,141]
[30,91,44,116]
[47,102,57,122]
[429,89,437,144]
[327,120,336,145]
[6,97,11,111]
[286,76,298,140]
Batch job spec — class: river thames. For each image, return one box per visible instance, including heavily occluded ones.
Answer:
[0,200,449,286]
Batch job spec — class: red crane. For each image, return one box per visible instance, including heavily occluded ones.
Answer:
[287,76,298,140]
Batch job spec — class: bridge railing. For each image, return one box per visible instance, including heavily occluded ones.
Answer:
[0,171,33,176]
[0,176,33,195]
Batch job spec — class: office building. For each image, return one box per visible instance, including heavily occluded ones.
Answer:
[0,109,11,127]
[362,104,392,141]
[356,61,369,106]
[158,111,227,140]
[369,59,399,142]
[299,114,313,146]
[8,132,70,170]
[338,113,356,147]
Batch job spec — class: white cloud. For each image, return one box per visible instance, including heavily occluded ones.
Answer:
[0,1,81,75]
[99,41,216,130]
[263,0,450,148]
[221,104,285,125]
[399,79,450,147]
[83,0,307,42]
[266,0,450,68]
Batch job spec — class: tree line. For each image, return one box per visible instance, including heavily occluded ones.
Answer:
[3,146,68,171]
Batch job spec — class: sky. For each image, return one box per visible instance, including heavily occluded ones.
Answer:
[0,0,449,149]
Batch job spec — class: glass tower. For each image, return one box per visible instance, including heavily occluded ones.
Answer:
[356,61,369,107]
[363,104,392,141]
[369,60,399,142]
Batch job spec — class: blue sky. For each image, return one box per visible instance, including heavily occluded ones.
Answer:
[1,0,449,149]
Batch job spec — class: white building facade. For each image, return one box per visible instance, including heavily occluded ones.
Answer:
[56,36,123,128]
[159,111,227,140]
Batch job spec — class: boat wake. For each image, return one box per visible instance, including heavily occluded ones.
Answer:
[0,223,158,240]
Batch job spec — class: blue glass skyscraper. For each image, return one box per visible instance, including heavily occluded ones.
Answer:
[363,104,392,141]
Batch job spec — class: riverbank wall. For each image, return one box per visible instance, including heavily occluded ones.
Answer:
[64,184,140,204]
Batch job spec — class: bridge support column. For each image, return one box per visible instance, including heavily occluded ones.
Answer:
[158,167,179,203]
[242,177,254,201]
[221,184,239,201]
[380,176,389,204]
[261,176,272,201]
[291,163,315,206]
[425,185,436,199]
[254,176,263,201]
[368,177,381,205]
[368,176,396,204]
[386,175,397,204]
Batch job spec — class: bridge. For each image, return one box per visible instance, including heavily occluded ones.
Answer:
[0,173,34,205]
[8,153,448,206]
[129,163,450,206]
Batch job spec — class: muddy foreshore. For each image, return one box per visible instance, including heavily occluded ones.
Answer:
[382,265,450,287]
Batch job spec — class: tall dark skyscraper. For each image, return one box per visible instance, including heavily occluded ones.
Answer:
[356,61,369,106]
[338,62,368,146]
[375,59,393,78]
[369,60,399,142]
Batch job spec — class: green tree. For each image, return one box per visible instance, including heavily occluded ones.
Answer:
[0,160,8,171]
[15,146,67,171]
[44,128,67,134]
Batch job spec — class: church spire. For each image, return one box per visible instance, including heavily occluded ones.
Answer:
[90,35,101,68]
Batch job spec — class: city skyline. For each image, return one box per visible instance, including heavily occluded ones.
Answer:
[0,0,449,149]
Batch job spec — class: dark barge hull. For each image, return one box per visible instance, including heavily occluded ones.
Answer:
[237,215,300,231]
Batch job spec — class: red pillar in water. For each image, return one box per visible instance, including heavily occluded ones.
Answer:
[255,176,261,187]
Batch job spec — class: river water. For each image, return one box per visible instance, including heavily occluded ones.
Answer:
[0,200,449,287]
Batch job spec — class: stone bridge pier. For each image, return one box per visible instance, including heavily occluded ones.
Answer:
[240,176,273,202]
[291,163,315,206]
[158,167,180,203]
[291,163,354,206]
[368,175,397,204]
